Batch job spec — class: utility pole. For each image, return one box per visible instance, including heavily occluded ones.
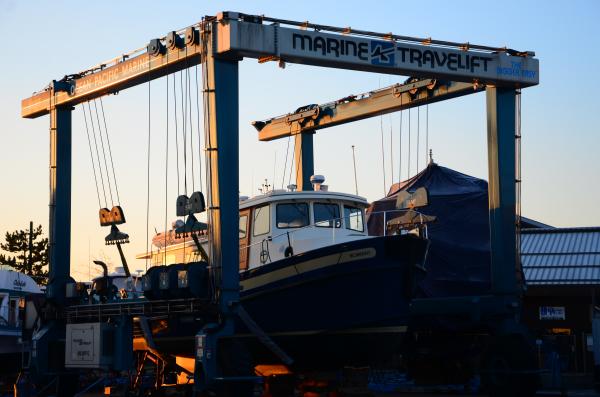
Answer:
[28,221,33,274]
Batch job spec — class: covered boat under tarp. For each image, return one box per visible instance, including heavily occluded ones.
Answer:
[367,162,492,297]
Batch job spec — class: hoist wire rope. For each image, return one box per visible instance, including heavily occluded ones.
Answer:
[99,98,121,205]
[173,73,181,196]
[93,99,115,207]
[272,152,277,192]
[81,105,102,208]
[425,104,429,166]
[286,125,296,189]
[408,108,411,179]
[185,48,195,194]
[281,135,291,189]
[194,64,203,193]
[145,57,152,271]
[86,102,108,208]
[398,95,403,183]
[380,115,386,196]
[389,114,394,185]
[288,136,295,189]
[179,70,189,263]
[416,106,420,173]
[180,70,188,196]
[164,52,170,266]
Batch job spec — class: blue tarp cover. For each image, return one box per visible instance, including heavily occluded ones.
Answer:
[367,163,492,297]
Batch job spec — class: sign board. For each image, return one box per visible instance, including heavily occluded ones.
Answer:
[220,19,539,87]
[539,306,566,320]
[65,323,111,368]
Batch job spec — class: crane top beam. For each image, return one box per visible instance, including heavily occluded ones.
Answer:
[21,26,206,119]
[22,11,538,119]
[215,12,538,88]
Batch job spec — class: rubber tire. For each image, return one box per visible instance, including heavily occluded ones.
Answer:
[481,335,539,397]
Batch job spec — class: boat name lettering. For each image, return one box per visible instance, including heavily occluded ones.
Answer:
[13,279,26,289]
[347,250,371,258]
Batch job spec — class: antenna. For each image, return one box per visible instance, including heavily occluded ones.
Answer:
[351,145,358,195]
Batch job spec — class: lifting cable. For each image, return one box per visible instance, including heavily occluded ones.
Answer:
[163,51,170,266]
[145,57,152,271]
[398,96,403,183]
[185,50,195,193]
[173,73,181,196]
[389,114,394,184]
[281,135,291,189]
[180,69,188,196]
[81,105,102,209]
[288,138,295,189]
[408,108,411,179]
[86,102,108,207]
[99,98,121,204]
[93,100,115,207]
[179,69,188,263]
[416,106,420,173]
[380,114,386,196]
[194,64,203,193]
[425,104,429,166]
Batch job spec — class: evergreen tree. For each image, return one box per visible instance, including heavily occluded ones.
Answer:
[0,224,48,285]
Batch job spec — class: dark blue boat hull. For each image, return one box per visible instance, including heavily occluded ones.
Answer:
[239,234,428,334]
[150,234,429,368]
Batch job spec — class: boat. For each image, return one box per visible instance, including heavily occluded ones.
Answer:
[137,177,430,368]
[0,269,42,374]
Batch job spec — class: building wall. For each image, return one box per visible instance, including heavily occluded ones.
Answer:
[523,288,596,374]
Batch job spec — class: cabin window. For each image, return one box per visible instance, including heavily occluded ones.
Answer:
[344,205,364,232]
[314,203,341,228]
[239,215,248,239]
[8,298,18,327]
[276,203,309,228]
[253,205,270,236]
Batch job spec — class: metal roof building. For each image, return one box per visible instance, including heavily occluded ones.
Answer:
[521,227,600,286]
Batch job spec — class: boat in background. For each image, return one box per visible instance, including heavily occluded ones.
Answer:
[0,269,42,376]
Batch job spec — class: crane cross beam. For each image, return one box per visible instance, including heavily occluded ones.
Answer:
[253,79,484,141]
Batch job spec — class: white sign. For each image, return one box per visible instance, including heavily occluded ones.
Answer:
[65,323,103,368]
[539,306,566,320]
[222,19,539,86]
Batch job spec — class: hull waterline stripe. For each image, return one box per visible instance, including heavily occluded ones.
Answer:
[240,247,376,291]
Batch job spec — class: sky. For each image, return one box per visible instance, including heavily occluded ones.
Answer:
[0,0,598,280]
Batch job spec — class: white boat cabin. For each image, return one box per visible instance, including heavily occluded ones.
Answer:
[239,189,370,270]
[140,189,371,271]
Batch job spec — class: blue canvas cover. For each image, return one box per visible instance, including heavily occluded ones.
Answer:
[367,162,492,297]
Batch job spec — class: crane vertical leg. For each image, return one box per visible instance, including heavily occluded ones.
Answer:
[23,101,75,397]
[486,87,517,296]
[196,27,240,392]
[48,102,72,303]
[294,132,314,191]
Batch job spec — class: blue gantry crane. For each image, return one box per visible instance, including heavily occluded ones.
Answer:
[19,11,539,396]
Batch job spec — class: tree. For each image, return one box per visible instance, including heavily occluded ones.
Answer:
[0,223,48,285]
